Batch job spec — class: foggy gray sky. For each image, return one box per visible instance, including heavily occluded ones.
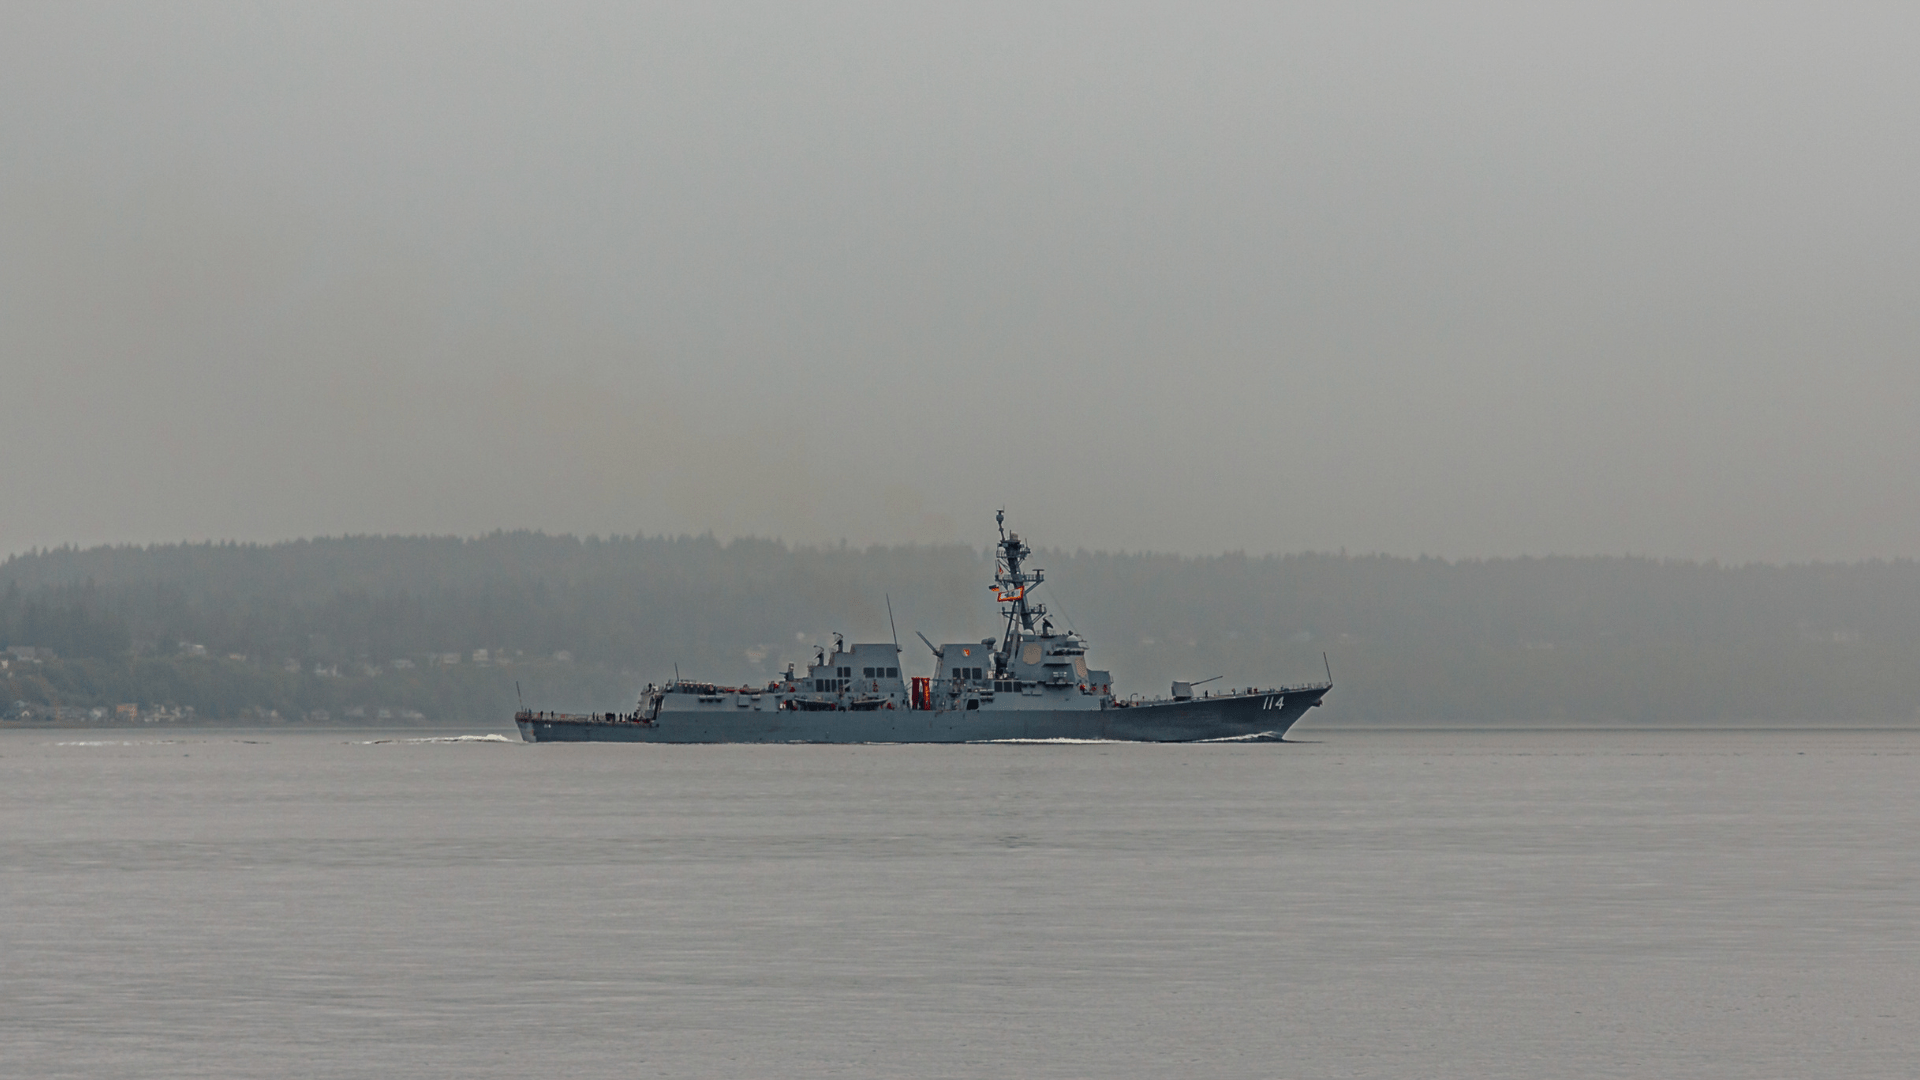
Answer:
[4,2,1918,562]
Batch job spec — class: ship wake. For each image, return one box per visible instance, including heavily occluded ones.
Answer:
[355,733,518,745]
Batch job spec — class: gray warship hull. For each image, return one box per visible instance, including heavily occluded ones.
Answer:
[514,513,1333,745]
[516,684,1328,744]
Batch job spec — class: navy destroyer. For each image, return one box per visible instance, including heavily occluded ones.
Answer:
[516,513,1331,743]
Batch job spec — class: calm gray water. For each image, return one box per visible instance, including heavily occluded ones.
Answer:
[3,727,1915,1078]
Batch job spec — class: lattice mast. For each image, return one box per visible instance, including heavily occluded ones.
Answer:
[991,509,1047,677]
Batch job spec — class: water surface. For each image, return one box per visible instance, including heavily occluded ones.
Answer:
[3,727,1915,1078]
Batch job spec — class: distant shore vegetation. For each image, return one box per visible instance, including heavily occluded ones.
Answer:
[5,532,1920,725]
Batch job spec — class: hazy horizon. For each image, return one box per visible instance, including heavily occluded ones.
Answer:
[17,528,1920,572]
[7,3,1918,563]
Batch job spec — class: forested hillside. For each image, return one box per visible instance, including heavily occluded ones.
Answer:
[5,533,1920,724]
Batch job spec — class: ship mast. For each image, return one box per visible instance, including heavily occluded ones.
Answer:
[991,509,1046,676]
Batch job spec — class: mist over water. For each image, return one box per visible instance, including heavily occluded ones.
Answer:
[4,727,1916,1078]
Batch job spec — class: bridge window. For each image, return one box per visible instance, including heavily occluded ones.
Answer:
[886,667,898,677]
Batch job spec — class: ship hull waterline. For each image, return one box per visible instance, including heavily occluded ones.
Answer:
[515,686,1328,744]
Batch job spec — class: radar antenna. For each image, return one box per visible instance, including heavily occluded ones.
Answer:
[886,594,901,659]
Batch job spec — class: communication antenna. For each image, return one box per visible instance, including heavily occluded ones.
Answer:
[886,593,901,657]
[1323,652,1333,686]
[515,681,523,709]
[1041,581,1079,633]
[915,630,942,657]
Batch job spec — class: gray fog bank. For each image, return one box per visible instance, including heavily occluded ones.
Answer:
[4,3,1917,561]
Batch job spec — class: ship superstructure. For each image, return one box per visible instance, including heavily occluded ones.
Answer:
[516,513,1330,743]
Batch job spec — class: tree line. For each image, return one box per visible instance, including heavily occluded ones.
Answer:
[5,532,1920,723]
